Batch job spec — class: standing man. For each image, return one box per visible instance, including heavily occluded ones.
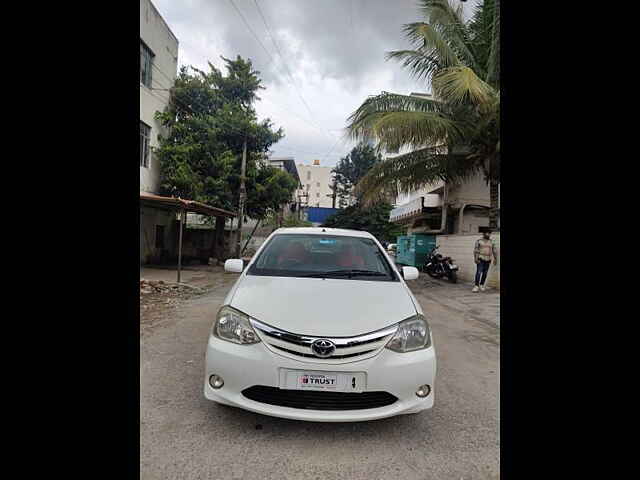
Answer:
[472,229,498,292]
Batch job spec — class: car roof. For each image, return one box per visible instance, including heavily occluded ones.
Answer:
[272,227,375,239]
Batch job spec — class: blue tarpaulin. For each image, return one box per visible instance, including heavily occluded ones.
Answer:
[306,207,340,224]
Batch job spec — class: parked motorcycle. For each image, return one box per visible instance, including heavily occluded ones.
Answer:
[423,245,458,283]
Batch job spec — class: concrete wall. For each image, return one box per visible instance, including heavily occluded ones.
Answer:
[141,209,234,265]
[448,173,490,234]
[140,206,178,264]
[296,163,335,208]
[435,233,500,288]
[447,173,490,208]
[140,0,178,194]
[453,209,489,235]
[181,228,215,263]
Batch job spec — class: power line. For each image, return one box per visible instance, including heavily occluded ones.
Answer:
[322,135,349,164]
[251,0,332,142]
[147,62,262,138]
[145,55,348,158]
[258,97,333,137]
[227,0,276,65]
[145,12,339,147]
[149,58,330,139]
[227,0,334,142]
[145,81,349,164]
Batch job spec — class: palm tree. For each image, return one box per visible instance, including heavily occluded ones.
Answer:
[347,0,500,229]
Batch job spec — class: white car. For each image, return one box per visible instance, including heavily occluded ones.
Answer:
[204,227,436,422]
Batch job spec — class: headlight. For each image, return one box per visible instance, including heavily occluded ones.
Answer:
[385,314,431,352]
[213,306,260,345]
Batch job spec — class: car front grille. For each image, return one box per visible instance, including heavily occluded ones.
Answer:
[242,386,398,411]
[250,319,398,364]
[271,345,377,359]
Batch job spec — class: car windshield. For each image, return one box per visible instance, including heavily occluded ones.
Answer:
[247,234,397,281]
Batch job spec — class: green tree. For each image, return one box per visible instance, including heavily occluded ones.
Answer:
[264,212,312,229]
[321,203,403,243]
[347,0,500,228]
[331,143,383,206]
[325,143,398,241]
[154,56,296,221]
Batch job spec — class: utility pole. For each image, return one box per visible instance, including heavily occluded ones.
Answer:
[235,137,247,258]
[298,191,309,220]
[331,177,337,209]
[327,177,338,208]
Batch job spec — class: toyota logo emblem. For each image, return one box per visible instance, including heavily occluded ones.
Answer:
[311,339,336,358]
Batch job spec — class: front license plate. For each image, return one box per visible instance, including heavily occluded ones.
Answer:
[279,369,367,393]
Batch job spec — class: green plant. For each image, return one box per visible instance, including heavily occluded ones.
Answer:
[321,203,403,243]
[282,216,313,228]
[331,143,383,205]
[154,56,297,221]
[347,0,500,228]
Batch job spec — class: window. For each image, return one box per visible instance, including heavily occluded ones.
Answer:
[307,171,311,180]
[316,192,320,198]
[140,122,151,168]
[247,234,397,281]
[155,225,165,249]
[316,182,320,187]
[140,40,154,87]
[306,184,310,190]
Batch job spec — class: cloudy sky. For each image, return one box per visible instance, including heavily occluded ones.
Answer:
[153,0,476,167]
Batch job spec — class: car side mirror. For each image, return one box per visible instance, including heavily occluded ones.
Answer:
[224,259,244,273]
[402,266,419,281]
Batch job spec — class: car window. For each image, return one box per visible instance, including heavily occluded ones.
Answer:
[247,234,397,281]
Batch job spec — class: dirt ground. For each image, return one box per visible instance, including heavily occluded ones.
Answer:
[140,265,235,337]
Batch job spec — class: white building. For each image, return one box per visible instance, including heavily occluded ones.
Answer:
[386,91,496,234]
[390,173,492,235]
[140,0,178,194]
[296,160,336,208]
[140,0,179,264]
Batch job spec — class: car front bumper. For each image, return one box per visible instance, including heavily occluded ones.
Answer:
[204,335,436,422]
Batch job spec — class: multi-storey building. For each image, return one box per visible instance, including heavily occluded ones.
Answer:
[140,0,180,264]
[140,0,179,194]
[390,173,492,235]
[296,160,335,208]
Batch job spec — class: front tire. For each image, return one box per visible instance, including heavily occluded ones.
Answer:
[425,268,441,279]
[448,270,458,283]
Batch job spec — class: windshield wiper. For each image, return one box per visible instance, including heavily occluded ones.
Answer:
[301,269,388,278]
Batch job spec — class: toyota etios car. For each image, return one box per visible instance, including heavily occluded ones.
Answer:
[204,227,436,422]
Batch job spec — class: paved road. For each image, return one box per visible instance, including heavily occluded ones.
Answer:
[140,272,499,480]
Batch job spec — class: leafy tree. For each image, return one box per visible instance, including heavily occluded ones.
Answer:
[347,0,500,228]
[331,143,383,206]
[154,56,296,221]
[245,166,299,221]
[324,144,399,240]
[282,216,313,228]
[264,213,312,229]
[322,203,403,243]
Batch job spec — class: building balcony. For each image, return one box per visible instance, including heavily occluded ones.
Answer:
[389,194,442,224]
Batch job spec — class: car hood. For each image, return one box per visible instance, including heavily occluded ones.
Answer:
[230,275,417,337]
